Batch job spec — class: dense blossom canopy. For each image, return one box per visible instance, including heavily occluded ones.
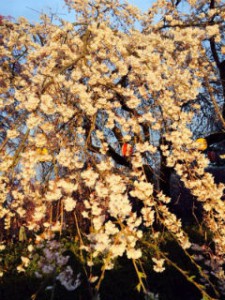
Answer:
[1,0,225,297]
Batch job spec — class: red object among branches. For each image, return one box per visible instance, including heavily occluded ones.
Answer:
[121,143,133,157]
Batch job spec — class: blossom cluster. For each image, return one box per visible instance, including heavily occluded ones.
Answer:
[18,240,81,291]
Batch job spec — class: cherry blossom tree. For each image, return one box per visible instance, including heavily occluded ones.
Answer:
[158,0,225,133]
[1,0,225,298]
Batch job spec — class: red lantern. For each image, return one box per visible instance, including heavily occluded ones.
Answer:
[207,151,217,163]
[121,143,133,157]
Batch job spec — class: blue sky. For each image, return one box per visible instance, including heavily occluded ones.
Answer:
[0,0,151,22]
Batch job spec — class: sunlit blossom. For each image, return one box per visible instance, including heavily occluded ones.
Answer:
[152,257,166,273]
[64,197,76,212]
